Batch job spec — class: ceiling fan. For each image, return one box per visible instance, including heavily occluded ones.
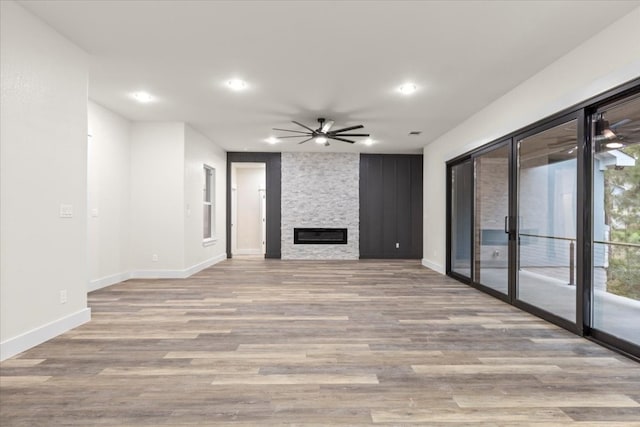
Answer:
[273,118,369,146]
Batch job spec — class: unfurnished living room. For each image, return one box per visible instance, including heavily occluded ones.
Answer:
[1,1,640,425]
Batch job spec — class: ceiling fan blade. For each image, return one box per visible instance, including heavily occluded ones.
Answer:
[610,118,632,129]
[328,124,363,134]
[333,133,370,137]
[321,120,334,133]
[297,137,314,144]
[272,128,310,134]
[329,135,355,144]
[292,121,316,133]
[275,135,313,139]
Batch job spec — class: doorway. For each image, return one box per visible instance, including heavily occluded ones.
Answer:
[230,162,266,257]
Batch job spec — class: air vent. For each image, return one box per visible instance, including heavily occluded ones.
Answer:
[409,131,422,136]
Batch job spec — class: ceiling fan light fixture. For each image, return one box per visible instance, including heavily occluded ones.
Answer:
[398,83,417,95]
[605,141,624,149]
[226,78,248,91]
[315,136,328,144]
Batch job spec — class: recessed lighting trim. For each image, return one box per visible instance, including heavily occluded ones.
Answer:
[315,136,327,144]
[363,138,375,146]
[132,91,154,103]
[227,78,248,91]
[265,137,280,144]
[398,83,417,95]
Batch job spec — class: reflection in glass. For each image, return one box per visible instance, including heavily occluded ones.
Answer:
[517,120,577,322]
[474,145,509,294]
[592,94,640,346]
[451,161,473,278]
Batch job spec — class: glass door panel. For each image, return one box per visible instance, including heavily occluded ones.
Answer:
[474,145,510,294]
[450,160,473,278]
[592,94,640,347]
[517,120,578,322]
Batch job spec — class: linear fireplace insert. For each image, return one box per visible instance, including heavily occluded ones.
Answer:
[294,228,348,244]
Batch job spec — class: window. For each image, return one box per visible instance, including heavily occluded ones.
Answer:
[203,165,215,241]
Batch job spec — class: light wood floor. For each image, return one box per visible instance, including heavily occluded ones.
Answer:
[1,259,639,426]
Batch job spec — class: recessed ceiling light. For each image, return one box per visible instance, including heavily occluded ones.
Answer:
[265,137,280,144]
[398,83,417,95]
[363,138,375,146]
[227,79,248,91]
[132,91,154,103]
[315,136,327,144]
[605,141,624,149]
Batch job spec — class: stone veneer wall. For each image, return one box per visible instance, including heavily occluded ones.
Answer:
[281,152,359,260]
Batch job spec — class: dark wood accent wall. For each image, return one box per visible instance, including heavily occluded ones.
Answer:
[360,154,423,259]
[226,152,281,258]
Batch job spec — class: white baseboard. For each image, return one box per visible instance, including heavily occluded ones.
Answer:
[88,271,132,292]
[0,308,91,362]
[182,253,227,277]
[421,258,445,274]
[233,248,263,255]
[131,253,227,279]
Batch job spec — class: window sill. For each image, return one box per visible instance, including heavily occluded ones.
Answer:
[203,237,217,247]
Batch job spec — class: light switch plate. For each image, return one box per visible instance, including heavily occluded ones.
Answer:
[59,204,73,218]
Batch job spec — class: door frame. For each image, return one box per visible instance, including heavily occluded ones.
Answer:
[226,152,281,259]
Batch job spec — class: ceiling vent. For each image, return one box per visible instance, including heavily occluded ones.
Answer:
[409,131,422,136]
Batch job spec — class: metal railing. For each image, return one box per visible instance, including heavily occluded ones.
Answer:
[519,233,575,286]
[518,235,640,287]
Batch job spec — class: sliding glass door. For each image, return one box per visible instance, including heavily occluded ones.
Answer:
[474,143,511,296]
[516,119,578,323]
[449,160,473,279]
[446,82,640,358]
[591,94,640,348]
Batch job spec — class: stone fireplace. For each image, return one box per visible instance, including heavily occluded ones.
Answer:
[281,152,359,260]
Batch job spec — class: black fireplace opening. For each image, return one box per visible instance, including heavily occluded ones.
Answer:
[294,228,348,244]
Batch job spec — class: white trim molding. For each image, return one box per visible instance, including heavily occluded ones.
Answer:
[421,258,445,274]
[233,248,263,255]
[0,308,91,361]
[88,271,133,292]
[131,253,227,279]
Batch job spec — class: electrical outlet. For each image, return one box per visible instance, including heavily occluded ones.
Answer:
[60,290,67,304]
[152,254,158,262]
[395,242,400,249]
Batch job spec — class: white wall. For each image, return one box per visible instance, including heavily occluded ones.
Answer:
[422,7,640,274]
[130,123,186,272]
[0,1,90,359]
[234,166,265,254]
[87,101,131,289]
[184,125,227,268]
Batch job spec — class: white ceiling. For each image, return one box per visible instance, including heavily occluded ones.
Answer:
[19,0,640,154]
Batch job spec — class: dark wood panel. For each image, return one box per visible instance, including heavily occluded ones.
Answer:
[395,156,412,257]
[360,154,423,259]
[227,152,281,258]
[381,156,397,257]
[2,258,638,426]
[359,155,384,257]
[410,155,424,257]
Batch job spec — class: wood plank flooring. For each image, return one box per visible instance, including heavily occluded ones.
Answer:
[1,259,639,426]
